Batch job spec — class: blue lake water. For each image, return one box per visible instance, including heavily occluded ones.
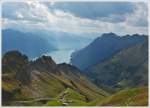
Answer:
[44,50,75,64]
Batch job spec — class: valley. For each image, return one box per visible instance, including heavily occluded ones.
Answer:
[2,1,149,106]
[2,33,148,106]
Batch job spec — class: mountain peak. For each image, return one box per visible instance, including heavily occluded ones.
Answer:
[58,63,83,74]
[71,33,147,70]
[3,50,27,58]
[3,50,28,65]
[35,55,55,65]
[93,33,119,42]
[30,55,57,73]
[101,32,118,38]
[58,63,76,69]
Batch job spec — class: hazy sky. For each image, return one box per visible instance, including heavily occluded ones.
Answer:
[2,1,148,36]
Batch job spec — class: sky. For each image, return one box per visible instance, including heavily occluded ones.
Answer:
[2,1,148,37]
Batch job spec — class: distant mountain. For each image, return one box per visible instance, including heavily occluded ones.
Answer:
[2,29,56,59]
[2,51,108,106]
[71,33,147,70]
[87,40,148,90]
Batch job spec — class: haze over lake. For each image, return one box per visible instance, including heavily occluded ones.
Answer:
[44,49,74,64]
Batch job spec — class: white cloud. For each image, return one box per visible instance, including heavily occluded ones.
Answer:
[15,12,24,19]
[125,3,148,27]
[2,1,148,36]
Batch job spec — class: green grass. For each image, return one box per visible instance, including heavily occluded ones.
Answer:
[96,86,148,106]
[87,98,104,106]
[46,100,63,106]
[69,100,87,106]
[63,88,86,101]
[30,72,66,98]
[46,99,87,106]
[2,80,20,92]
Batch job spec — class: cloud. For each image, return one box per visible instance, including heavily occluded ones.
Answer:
[2,1,148,36]
[47,2,135,21]
[125,3,148,27]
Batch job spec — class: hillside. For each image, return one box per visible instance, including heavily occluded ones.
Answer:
[87,40,148,90]
[89,86,148,106]
[2,51,108,106]
[71,33,147,70]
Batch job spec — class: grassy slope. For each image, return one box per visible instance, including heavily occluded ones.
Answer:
[4,86,148,106]
[2,67,108,106]
[88,86,148,106]
[57,64,109,101]
[46,88,88,106]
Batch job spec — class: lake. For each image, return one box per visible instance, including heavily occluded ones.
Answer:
[44,50,75,64]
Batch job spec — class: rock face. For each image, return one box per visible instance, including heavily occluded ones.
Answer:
[87,40,148,90]
[71,33,147,70]
[2,51,108,106]
[2,50,28,76]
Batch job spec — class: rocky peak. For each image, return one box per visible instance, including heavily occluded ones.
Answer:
[30,55,58,73]
[2,50,28,65]
[101,32,119,38]
[102,32,117,36]
[33,55,56,67]
[58,63,77,70]
[2,51,28,75]
[37,55,55,64]
[12,54,58,85]
[93,33,119,43]
[57,63,82,75]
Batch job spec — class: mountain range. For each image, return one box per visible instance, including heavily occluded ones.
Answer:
[71,33,147,71]
[2,29,92,59]
[2,29,57,58]
[2,32,148,106]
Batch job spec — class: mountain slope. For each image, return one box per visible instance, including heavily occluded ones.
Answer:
[71,33,147,70]
[57,63,109,100]
[2,51,108,106]
[89,86,148,106]
[87,40,148,90]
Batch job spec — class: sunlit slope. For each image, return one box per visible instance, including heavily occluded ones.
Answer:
[90,86,148,106]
